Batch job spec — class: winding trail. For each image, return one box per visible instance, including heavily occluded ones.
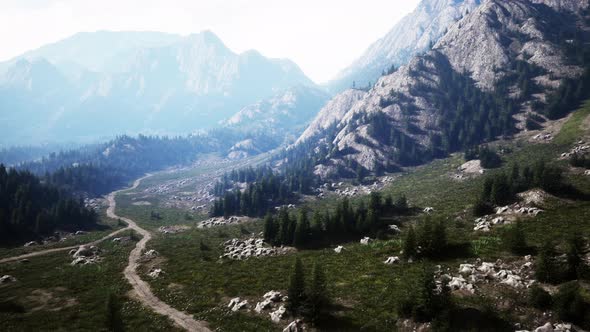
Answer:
[106,175,210,332]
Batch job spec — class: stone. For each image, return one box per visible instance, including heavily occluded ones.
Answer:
[334,246,344,254]
[148,268,164,278]
[270,305,286,322]
[388,224,401,233]
[255,300,272,313]
[263,290,282,302]
[384,256,400,265]
[0,275,17,284]
[534,322,554,332]
[360,237,372,245]
[283,319,304,332]
[24,241,37,247]
[423,207,434,213]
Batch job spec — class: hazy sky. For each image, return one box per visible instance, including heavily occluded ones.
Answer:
[0,0,420,83]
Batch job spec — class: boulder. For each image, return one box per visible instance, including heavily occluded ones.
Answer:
[263,290,282,302]
[459,264,475,274]
[283,319,304,332]
[384,256,400,265]
[0,275,17,284]
[534,322,554,332]
[270,305,286,322]
[24,241,37,247]
[144,249,159,257]
[423,207,434,213]
[148,268,164,278]
[255,299,272,313]
[360,237,372,245]
[334,246,344,254]
[388,224,401,233]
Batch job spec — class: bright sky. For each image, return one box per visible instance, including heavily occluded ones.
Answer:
[0,0,420,83]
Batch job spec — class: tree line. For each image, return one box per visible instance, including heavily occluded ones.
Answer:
[473,160,566,216]
[0,164,98,244]
[263,192,409,248]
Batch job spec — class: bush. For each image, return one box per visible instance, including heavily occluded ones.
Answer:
[553,282,589,327]
[528,285,552,309]
[502,221,527,255]
[473,198,494,217]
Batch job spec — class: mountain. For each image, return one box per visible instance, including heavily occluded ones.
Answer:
[298,0,590,178]
[326,0,482,94]
[0,31,315,146]
[222,85,330,136]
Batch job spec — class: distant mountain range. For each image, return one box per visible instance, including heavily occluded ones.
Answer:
[0,31,315,145]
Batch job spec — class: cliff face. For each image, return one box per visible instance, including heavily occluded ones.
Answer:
[298,0,590,177]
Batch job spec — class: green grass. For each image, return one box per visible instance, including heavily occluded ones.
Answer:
[0,216,124,260]
[0,234,180,331]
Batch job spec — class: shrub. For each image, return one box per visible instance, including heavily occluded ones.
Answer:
[528,285,552,309]
[553,282,589,327]
[502,220,527,255]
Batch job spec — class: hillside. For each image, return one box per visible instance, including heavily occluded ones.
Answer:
[299,0,590,178]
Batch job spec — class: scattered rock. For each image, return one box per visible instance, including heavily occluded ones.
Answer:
[69,245,101,265]
[334,246,344,254]
[221,238,288,260]
[0,275,17,284]
[388,224,401,233]
[148,268,164,278]
[158,225,190,234]
[263,290,283,302]
[360,237,372,245]
[144,249,159,257]
[198,216,248,228]
[384,256,400,265]
[283,319,304,332]
[24,241,37,247]
[270,305,286,322]
[255,299,272,313]
[423,207,434,214]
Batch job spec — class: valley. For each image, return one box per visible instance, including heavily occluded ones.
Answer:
[2,0,590,331]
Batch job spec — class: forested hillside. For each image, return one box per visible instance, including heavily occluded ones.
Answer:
[0,165,97,244]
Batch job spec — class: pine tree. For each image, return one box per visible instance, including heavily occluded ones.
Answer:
[403,226,417,260]
[536,243,558,283]
[263,213,277,244]
[503,220,527,255]
[105,293,125,332]
[293,210,311,248]
[287,257,307,314]
[303,261,329,325]
[566,234,585,280]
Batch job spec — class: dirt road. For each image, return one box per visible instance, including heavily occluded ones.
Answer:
[106,175,211,332]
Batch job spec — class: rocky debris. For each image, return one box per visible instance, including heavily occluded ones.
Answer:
[517,189,551,206]
[517,322,573,332]
[334,246,344,254]
[560,142,590,159]
[439,258,536,294]
[263,290,283,302]
[533,133,553,142]
[423,207,434,214]
[198,216,247,228]
[585,170,590,176]
[84,197,104,211]
[144,249,159,258]
[69,245,102,265]
[270,305,286,322]
[384,256,400,265]
[475,204,544,232]
[315,176,395,199]
[158,225,190,234]
[228,297,248,312]
[255,299,272,313]
[24,241,37,247]
[75,230,86,235]
[283,319,304,332]
[221,238,288,260]
[0,275,17,284]
[459,159,485,174]
[388,224,401,233]
[148,268,164,278]
[360,237,372,245]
